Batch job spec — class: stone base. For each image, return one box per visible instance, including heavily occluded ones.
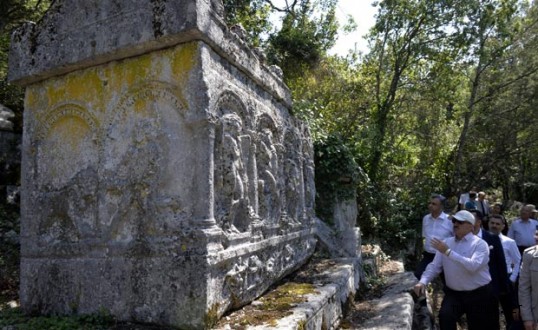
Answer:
[20,227,316,329]
[215,257,360,330]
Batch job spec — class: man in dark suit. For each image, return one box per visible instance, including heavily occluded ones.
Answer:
[469,209,518,326]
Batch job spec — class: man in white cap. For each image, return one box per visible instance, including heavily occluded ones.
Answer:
[414,210,499,330]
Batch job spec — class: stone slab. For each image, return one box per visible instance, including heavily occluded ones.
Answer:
[8,0,290,106]
[359,265,416,330]
[215,257,361,330]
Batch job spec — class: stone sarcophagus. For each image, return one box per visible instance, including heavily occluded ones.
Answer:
[9,0,317,328]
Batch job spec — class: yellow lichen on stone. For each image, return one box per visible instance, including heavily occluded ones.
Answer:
[27,42,198,127]
[215,282,318,329]
[204,303,220,329]
[170,42,198,87]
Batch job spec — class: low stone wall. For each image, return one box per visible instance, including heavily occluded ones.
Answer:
[215,257,360,330]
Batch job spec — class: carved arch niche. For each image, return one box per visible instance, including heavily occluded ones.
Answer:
[301,124,316,219]
[100,81,191,242]
[34,103,100,243]
[255,113,282,224]
[282,126,305,224]
[213,92,256,233]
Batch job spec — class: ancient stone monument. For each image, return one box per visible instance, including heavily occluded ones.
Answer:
[9,0,317,328]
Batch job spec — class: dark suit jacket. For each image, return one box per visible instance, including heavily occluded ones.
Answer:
[480,230,512,298]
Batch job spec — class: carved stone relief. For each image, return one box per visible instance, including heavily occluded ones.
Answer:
[34,103,99,243]
[222,235,316,307]
[302,125,316,219]
[100,81,190,242]
[256,114,281,224]
[213,92,255,233]
[283,128,305,223]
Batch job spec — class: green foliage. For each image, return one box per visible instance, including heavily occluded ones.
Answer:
[0,307,115,330]
[314,134,360,224]
[0,0,52,132]
[266,0,338,80]
[222,0,272,47]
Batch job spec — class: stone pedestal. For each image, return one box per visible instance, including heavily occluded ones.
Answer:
[9,0,317,328]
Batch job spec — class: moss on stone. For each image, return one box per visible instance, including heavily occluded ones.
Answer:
[216,282,318,329]
[259,282,317,312]
[204,303,220,329]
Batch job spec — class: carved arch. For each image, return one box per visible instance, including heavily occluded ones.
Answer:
[213,91,255,233]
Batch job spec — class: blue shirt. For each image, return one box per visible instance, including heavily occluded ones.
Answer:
[508,218,538,247]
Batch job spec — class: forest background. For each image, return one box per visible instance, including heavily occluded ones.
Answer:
[2,0,538,287]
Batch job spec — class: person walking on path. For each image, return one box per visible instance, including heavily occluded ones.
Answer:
[477,191,490,216]
[414,194,453,280]
[488,214,521,328]
[465,191,478,210]
[469,209,511,299]
[414,210,499,330]
[508,204,538,255]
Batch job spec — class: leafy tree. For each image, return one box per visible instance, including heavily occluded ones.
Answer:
[449,0,521,191]
[266,0,338,80]
[0,0,51,132]
[223,0,272,47]
[462,0,538,202]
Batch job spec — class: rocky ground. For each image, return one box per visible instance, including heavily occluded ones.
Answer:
[340,258,403,329]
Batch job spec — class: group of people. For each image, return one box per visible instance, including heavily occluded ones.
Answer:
[413,192,538,330]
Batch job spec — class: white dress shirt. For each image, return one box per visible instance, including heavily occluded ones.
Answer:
[508,218,538,247]
[422,212,453,254]
[498,233,521,282]
[419,232,491,291]
[459,193,470,206]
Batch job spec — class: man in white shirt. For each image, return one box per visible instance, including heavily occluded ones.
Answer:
[476,191,490,217]
[414,194,453,280]
[488,214,521,328]
[458,186,478,210]
[414,210,499,330]
[508,204,538,255]
[489,215,521,283]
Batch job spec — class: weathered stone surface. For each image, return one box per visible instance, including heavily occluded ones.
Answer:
[359,263,416,330]
[11,0,316,328]
[8,0,290,106]
[215,258,360,330]
[332,198,359,257]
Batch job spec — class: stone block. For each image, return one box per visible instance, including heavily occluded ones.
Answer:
[215,258,360,330]
[359,265,416,330]
[10,0,316,328]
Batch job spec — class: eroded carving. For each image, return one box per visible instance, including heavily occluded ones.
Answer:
[283,129,304,223]
[256,114,281,224]
[100,81,190,241]
[35,103,99,190]
[34,103,99,242]
[302,125,316,219]
[214,92,255,233]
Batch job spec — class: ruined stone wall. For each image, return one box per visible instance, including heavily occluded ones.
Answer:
[9,0,317,328]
